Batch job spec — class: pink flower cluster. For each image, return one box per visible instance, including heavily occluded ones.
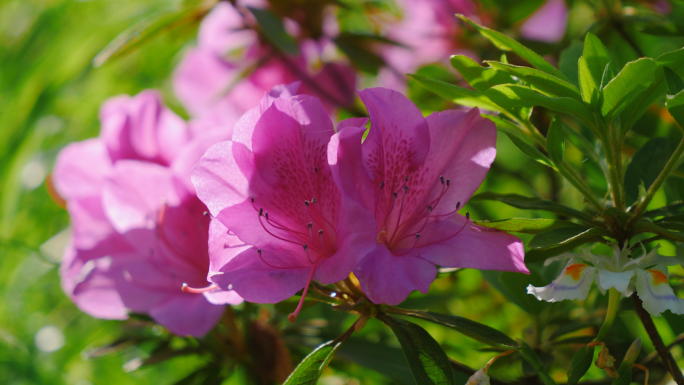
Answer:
[54,91,242,337]
[193,85,528,320]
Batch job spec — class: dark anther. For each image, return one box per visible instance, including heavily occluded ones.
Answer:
[203,211,209,217]
[314,167,318,173]
[403,186,408,194]
[258,208,264,216]
[380,182,385,190]
[405,176,409,182]
[257,249,262,256]
[415,233,421,240]
[265,212,269,219]
[251,196,255,203]
[440,175,445,184]
[318,229,323,235]
[303,244,308,251]
[393,192,398,199]
[305,200,310,207]
[466,212,470,220]
[446,179,451,187]
[456,202,461,210]
[427,205,433,212]
[312,198,317,204]
[308,222,313,230]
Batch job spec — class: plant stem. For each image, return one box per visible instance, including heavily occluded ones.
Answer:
[629,138,684,225]
[559,163,604,212]
[594,288,620,342]
[600,126,625,210]
[632,295,684,384]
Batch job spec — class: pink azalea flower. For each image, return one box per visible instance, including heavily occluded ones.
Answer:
[172,2,357,120]
[520,0,568,44]
[378,0,478,91]
[192,85,375,321]
[328,88,528,305]
[54,90,241,337]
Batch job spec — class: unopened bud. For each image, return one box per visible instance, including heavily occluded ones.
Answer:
[466,369,489,385]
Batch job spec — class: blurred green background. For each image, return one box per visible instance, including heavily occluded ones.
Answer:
[2,0,684,384]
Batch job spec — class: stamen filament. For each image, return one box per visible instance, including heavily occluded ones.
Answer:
[288,263,318,322]
[426,213,471,245]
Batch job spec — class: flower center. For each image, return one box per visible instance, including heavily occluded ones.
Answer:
[564,263,588,280]
[375,175,469,254]
[648,269,668,285]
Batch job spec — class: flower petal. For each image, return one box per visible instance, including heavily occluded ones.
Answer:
[52,139,112,200]
[148,294,226,337]
[520,0,568,43]
[354,245,437,305]
[596,269,634,294]
[414,214,528,273]
[527,261,596,302]
[635,267,684,317]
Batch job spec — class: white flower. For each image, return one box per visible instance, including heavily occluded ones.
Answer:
[527,244,684,316]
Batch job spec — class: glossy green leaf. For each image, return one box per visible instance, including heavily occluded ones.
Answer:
[381,315,456,385]
[486,62,582,101]
[644,202,684,219]
[559,40,584,88]
[470,192,595,223]
[481,270,548,314]
[566,346,595,385]
[248,8,299,55]
[93,4,209,67]
[601,58,657,121]
[624,138,672,204]
[600,63,614,90]
[505,133,554,168]
[664,67,684,95]
[408,74,501,111]
[486,84,595,127]
[611,338,641,385]
[621,47,684,133]
[284,340,342,385]
[667,89,684,128]
[528,227,607,250]
[483,115,523,134]
[578,56,600,106]
[547,116,565,167]
[519,342,558,385]
[456,14,568,82]
[473,218,582,234]
[582,33,612,92]
[641,23,684,36]
[391,309,519,350]
[450,55,514,93]
[336,339,414,385]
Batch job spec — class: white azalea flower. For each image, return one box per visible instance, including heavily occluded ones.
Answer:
[527,244,684,317]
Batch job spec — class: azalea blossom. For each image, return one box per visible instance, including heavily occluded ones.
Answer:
[192,84,375,321]
[520,0,568,44]
[173,1,356,122]
[54,90,241,336]
[328,87,528,305]
[528,244,684,317]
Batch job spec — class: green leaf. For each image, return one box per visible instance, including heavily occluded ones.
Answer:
[578,56,600,106]
[505,133,555,168]
[334,33,386,74]
[566,346,595,385]
[284,340,342,385]
[547,116,565,167]
[519,342,558,385]
[644,202,684,219]
[601,58,657,121]
[408,74,502,111]
[633,220,684,242]
[486,62,582,101]
[483,115,523,134]
[486,85,595,127]
[599,63,614,90]
[473,218,582,234]
[391,309,519,350]
[456,14,568,82]
[380,315,456,385]
[528,227,608,250]
[624,137,672,204]
[664,67,684,95]
[621,47,684,133]
[559,40,584,88]
[248,8,299,56]
[667,89,684,128]
[336,339,415,385]
[450,55,514,93]
[482,270,549,314]
[93,4,209,67]
[470,192,595,223]
[582,33,612,93]
[611,338,641,385]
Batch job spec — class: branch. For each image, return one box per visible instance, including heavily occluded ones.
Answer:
[632,295,684,384]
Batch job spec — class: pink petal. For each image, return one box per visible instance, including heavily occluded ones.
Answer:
[68,197,120,251]
[203,289,244,306]
[172,131,233,194]
[327,125,376,210]
[354,245,437,305]
[149,294,226,337]
[52,139,112,200]
[198,2,257,56]
[520,0,568,43]
[416,214,528,273]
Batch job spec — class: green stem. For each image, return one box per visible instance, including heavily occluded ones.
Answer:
[600,126,625,210]
[559,163,604,213]
[629,138,684,226]
[594,288,621,342]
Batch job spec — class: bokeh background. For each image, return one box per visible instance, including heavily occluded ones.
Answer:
[2,0,684,384]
